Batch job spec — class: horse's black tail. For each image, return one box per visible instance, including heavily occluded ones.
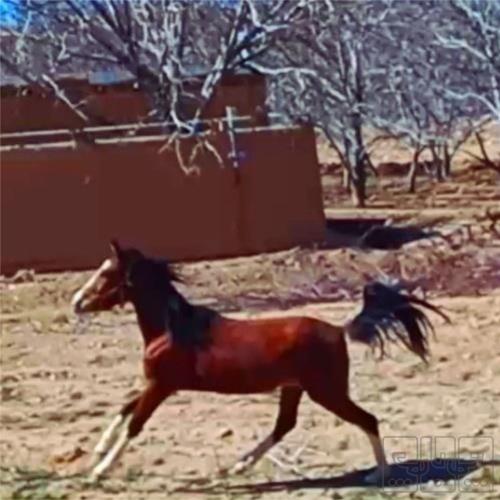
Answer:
[345,281,450,362]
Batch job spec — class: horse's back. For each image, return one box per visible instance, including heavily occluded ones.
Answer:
[192,315,345,393]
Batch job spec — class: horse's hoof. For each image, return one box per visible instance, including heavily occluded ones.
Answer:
[89,473,100,484]
[87,466,106,484]
[229,458,252,475]
[230,462,247,475]
[83,472,101,486]
[364,466,389,485]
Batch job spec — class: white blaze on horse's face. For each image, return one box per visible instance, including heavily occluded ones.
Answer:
[71,258,114,313]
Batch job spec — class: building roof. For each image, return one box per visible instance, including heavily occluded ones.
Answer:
[0,66,261,90]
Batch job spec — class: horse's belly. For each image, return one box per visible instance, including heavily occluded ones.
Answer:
[194,348,296,393]
[196,374,298,394]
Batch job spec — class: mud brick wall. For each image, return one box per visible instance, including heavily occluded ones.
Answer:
[0,73,267,133]
[1,126,325,274]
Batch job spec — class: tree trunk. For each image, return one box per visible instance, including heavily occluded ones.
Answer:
[408,148,422,193]
[342,165,351,191]
[351,165,366,207]
[432,145,445,182]
[350,112,367,208]
[443,144,451,177]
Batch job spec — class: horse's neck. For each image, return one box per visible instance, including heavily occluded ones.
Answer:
[132,286,217,348]
[132,287,190,346]
[136,314,164,346]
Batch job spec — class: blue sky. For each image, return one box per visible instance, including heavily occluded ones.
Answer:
[0,0,22,26]
[0,0,241,26]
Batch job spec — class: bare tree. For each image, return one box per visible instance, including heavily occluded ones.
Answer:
[463,118,500,173]
[376,45,479,191]
[0,1,307,136]
[2,0,498,185]
[0,1,321,173]
[435,0,500,122]
[433,0,500,173]
[267,0,396,207]
[369,0,496,191]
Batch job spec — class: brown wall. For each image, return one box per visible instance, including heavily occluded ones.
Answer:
[0,74,267,133]
[1,127,325,274]
[204,74,267,122]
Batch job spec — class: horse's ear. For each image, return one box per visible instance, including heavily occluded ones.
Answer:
[110,239,123,261]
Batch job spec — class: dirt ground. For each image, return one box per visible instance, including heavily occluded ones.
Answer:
[1,149,500,499]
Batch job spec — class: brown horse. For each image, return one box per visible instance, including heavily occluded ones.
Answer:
[71,241,449,483]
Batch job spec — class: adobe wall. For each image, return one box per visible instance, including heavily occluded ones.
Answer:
[0,73,267,133]
[1,127,325,274]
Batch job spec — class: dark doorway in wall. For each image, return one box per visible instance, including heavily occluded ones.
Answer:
[324,218,441,250]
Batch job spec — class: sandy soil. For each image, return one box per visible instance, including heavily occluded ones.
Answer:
[1,290,499,500]
[1,156,500,499]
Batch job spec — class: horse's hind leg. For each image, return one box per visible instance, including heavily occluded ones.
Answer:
[306,384,388,483]
[91,396,140,466]
[90,383,171,481]
[230,385,303,474]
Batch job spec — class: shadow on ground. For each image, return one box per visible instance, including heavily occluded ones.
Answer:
[2,458,498,497]
[175,458,499,495]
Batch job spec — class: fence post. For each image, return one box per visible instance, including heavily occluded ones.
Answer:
[225,106,240,169]
[225,106,247,253]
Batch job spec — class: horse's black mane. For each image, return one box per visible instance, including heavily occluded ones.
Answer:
[124,250,218,347]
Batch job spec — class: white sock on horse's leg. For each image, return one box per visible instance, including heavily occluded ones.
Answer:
[94,414,124,457]
[90,415,132,481]
[365,433,389,484]
[231,434,276,473]
[369,433,388,468]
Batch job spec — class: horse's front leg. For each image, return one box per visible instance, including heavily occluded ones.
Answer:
[90,396,140,468]
[90,383,172,481]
